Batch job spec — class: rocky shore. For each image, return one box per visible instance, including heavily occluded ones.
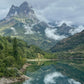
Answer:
[0,75,29,84]
[0,63,31,84]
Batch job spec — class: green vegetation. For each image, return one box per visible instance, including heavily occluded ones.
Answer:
[0,16,56,51]
[51,30,84,52]
[0,36,57,78]
[50,30,84,59]
[0,18,84,78]
[0,36,26,77]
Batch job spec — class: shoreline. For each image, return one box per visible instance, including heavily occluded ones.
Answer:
[0,75,29,84]
[0,63,31,84]
[27,58,84,62]
[0,58,84,84]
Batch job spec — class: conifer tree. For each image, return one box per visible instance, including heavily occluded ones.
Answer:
[13,38,18,60]
[4,41,8,57]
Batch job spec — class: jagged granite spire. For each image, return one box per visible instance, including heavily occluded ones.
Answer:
[19,1,34,16]
[7,1,34,18]
[7,5,18,17]
[20,1,29,7]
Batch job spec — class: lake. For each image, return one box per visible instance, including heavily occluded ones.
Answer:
[13,59,84,84]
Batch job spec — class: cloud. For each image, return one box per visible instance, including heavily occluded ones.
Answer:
[57,20,73,27]
[24,24,34,34]
[45,28,66,40]
[69,25,84,35]
[0,0,84,25]
[31,0,84,25]
[10,27,17,35]
[34,9,49,23]
[0,8,9,19]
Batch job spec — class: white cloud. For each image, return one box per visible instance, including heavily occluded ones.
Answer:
[57,20,73,27]
[0,8,9,19]
[45,28,66,40]
[69,25,84,35]
[24,24,34,34]
[10,27,17,35]
[34,9,49,23]
[31,0,84,25]
[0,0,84,25]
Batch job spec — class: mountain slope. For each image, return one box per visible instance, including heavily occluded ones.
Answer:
[0,1,78,50]
[51,30,84,52]
[0,2,57,50]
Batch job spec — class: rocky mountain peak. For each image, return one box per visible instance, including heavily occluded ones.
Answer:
[7,5,18,17]
[6,1,34,18]
[20,1,29,7]
[19,1,34,16]
[11,5,16,9]
[61,23,67,27]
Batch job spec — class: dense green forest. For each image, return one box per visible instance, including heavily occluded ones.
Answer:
[0,36,56,77]
[0,36,28,77]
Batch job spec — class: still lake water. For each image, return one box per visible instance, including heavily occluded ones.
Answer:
[14,60,84,84]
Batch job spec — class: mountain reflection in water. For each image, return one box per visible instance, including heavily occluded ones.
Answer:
[13,60,84,84]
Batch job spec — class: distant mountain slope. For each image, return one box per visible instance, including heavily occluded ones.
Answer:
[51,30,84,52]
[55,23,72,36]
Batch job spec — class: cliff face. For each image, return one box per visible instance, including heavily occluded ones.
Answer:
[7,1,34,18]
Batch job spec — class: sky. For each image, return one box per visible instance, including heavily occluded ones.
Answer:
[0,0,84,25]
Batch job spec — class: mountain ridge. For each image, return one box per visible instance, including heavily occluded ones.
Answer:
[7,1,34,18]
[50,30,84,52]
[0,1,82,50]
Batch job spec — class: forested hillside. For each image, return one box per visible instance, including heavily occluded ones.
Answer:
[0,36,53,77]
[50,30,84,59]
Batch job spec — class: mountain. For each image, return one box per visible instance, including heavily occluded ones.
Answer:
[51,30,84,52]
[49,22,75,36]
[0,1,57,50]
[7,1,35,18]
[50,30,84,59]
[0,1,80,50]
[55,23,73,35]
